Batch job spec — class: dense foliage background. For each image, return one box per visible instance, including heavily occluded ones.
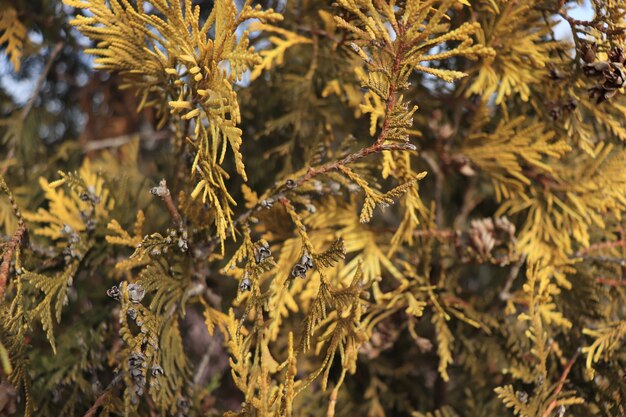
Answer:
[1,0,626,416]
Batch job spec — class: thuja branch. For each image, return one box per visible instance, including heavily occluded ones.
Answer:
[541,350,580,417]
[82,130,171,152]
[214,141,417,240]
[0,176,26,300]
[0,223,26,300]
[297,141,416,186]
[576,239,626,256]
[595,277,626,287]
[211,16,415,242]
[558,10,625,35]
[150,179,183,229]
[83,374,123,417]
[376,23,406,146]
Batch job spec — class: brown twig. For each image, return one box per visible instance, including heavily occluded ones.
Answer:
[0,223,26,300]
[297,141,416,187]
[454,176,481,230]
[559,11,625,36]
[579,255,625,265]
[82,130,171,152]
[83,374,123,417]
[499,254,527,301]
[20,42,65,123]
[576,239,626,257]
[326,369,347,417]
[595,277,626,287]
[376,22,405,146]
[193,338,213,386]
[414,229,455,239]
[0,176,27,300]
[150,179,183,229]
[541,350,580,417]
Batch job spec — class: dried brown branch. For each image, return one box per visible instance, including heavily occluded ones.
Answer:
[414,229,455,239]
[559,11,625,35]
[82,130,171,152]
[297,141,416,186]
[83,374,123,417]
[576,239,626,256]
[20,42,65,122]
[499,255,527,301]
[541,350,580,417]
[0,223,26,300]
[375,23,406,146]
[150,179,183,229]
[595,277,626,287]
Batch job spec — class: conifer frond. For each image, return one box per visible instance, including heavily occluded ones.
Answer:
[517,263,570,378]
[23,263,80,353]
[114,281,162,411]
[24,159,115,239]
[0,6,26,72]
[224,309,252,395]
[337,165,424,223]
[63,0,282,248]
[494,385,534,417]
[499,144,626,263]
[138,263,190,316]
[467,0,562,104]
[106,210,145,248]
[336,0,493,144]
[412,405,459,417]
[0,318,33,416]
[300,266,369,393]
[432,311,454,382]
[315,238,346,269]
[463,116,570,200]
[0,188,22,235]
[386,152,430,255]
[249,22,312,81]
[582,321,626,370]
[203,301,229,337]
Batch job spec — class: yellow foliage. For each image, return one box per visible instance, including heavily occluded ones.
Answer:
[6,0,626,415]
[249,22,312,81]
[24,159,115,239]
[0,6,26,72]
[63,0,282,248]
[466,0,560,104]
